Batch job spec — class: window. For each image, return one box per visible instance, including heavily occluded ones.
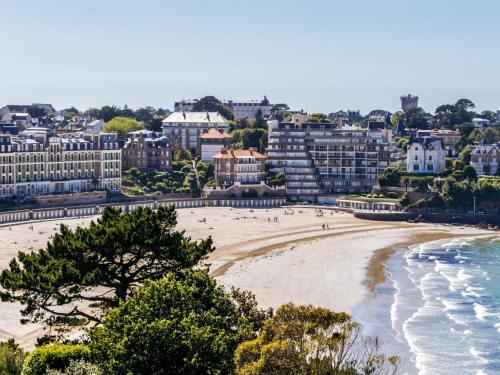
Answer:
[413,164,420,171]
[427,165,434,171]
[429,155,433,160]
[414,155,418,160]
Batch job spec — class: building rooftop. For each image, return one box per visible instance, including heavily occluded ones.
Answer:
[214,149,265,159]
[162,112,229,124]
[200,128,231,139]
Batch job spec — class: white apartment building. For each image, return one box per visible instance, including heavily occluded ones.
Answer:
[470,143,499,176]
[225,97,271,121]
[406,137,446,174]
[0,132,121,198]
[472,118,491,129]
[162,112,230,155]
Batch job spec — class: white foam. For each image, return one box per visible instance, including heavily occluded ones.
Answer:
[470,346,490,364]
[473,303,490,321]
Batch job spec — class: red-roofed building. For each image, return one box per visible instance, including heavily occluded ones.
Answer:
[213,148,266,186]
[199,128,232,162]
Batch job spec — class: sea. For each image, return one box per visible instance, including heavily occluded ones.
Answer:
[355,236,500,375]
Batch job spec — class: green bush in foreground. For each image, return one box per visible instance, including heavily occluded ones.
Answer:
[0,339,25,375]
[22,344,90,375]
[89,271,258,375]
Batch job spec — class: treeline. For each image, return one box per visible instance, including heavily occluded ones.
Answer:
[0,206,399,375]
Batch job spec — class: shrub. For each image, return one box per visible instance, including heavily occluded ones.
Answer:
[0,339,25,375]
[46,360,101,375]
[22,344,90,375]
[386,191,398,199]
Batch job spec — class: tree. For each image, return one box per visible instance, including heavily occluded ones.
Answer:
[192,96,234,120]
[254,109,267,129]
[89,271,259,375]
[462,165,477,181]
[97,106,122,122]
[46,360,101,375]
[22,344,91,375]
[235,303,399,375]
[483,128,499,144]
[271,104,290,122]
[404,107,428,130]
[0,206,214,330]
[434,99,475,128]
[308,113,328,123]
[231,128,267,153]
[103,116,144,137]
[0,339,25,375]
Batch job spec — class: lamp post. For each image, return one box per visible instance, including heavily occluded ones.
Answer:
[473,195,476,214]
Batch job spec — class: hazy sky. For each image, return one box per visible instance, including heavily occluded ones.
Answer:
[1,0,499,114]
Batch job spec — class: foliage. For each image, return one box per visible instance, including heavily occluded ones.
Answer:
[231,128,267,153]
[45,360,101,375]
[268,172,285,186]
[235,303,400,375]
[434,99,475,128]
[402,107,428,130]
[21,344,90,375]
[308,113,328,123]
[0,206,213,330]
[399,192,411,207]
[378,167,403,187]
[254,109,267,129]
[0,339,25,375]
[270,104,290,122]
[192,96,234,120]
[103,116,144,137]
[89,271,259,375]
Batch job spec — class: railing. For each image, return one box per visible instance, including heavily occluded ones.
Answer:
[0,197,286,225]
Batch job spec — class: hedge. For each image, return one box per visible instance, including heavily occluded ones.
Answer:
[22,344,90,375]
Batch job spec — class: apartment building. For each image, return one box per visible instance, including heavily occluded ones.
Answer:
[417,129,461,156]
[267,119,401,200]
[406,136,446,174]
[213,149,266,186]
[199,128,232,162]
[162,112,230,155]
[470,143,499,176]
[122,130,171,171]
[225,97,271,121]
[0,132,121,198]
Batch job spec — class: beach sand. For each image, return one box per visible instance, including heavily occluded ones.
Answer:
[0,206,492,347]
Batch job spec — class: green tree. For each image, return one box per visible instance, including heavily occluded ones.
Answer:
[404,107,428,130]
[103,116,144,137]
[46,360,101,375]
[22,344,90,375]
[192,96,234,120]
[0,206,213,330]
[308,113,328,123]
[483,128,499,144]
[0,339,25,375]
[97,106,122,122]
[270,104,290,122]
[254,109,267,129]
[235,303,399,375]
[90,271,259,375]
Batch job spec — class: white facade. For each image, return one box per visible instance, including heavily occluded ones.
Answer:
[470,144,499,176]
[162,112,230,154]
[225,98,271,121]
[472,118,491,129]
[201,144,225,162]
[86,119,106,132]
[0,133,121,198]
[406,137,446,174]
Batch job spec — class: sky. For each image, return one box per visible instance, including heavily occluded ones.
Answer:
[1,0,499,114]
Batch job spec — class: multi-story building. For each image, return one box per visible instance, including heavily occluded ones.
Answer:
[406,136,446,174]
[173,100,197,113]
[213,149,266,186]
[122,130,171,170]
[470,143,499,176]
[225,97,271,121]
[199,128,232,162]
[267,119,401,200]
[417,129,461,157]
[0,132,121,198]
[162,112,230,155]
[472,118,491,129]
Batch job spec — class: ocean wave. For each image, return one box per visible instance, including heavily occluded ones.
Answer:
[473,303,491,321]
[470,346,490,364]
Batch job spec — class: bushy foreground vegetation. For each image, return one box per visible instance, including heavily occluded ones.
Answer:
[0,207,399,375]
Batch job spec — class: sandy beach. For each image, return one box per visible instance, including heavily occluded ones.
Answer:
[0,206,493,348]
